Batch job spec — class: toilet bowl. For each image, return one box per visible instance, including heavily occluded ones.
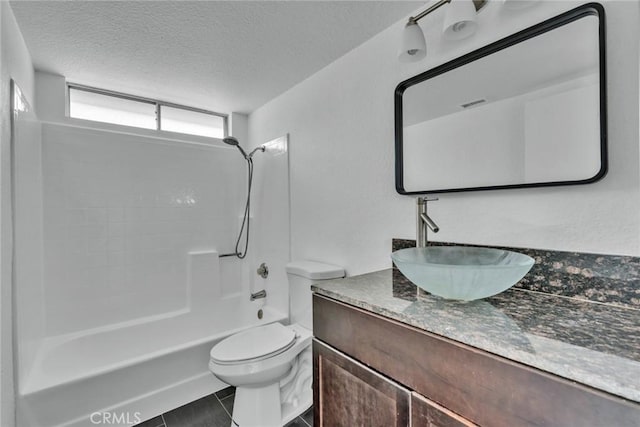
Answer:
[209,323,312,427]
[209,260,344,427]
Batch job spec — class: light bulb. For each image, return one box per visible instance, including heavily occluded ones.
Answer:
[399,20,427,62]
[443,0,478,40]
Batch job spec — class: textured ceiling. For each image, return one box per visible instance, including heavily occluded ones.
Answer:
[10,0,423,114]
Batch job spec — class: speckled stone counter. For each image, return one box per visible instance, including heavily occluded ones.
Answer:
[311,269,640,403]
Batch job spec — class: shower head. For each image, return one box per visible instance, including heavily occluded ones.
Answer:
[222,136,239,146]
[223,136,248,159]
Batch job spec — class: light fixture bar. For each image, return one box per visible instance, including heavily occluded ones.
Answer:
[410,0,486,23]
[410,0,451,23]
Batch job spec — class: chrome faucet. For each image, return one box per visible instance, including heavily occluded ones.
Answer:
[416,196,440,247]
[250,290,267,301]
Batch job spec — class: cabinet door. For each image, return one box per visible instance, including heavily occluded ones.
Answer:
[313,339,410,427]
[411,392,477,427]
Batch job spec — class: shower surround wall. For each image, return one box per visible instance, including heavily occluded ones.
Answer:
[1,3,36,425]
[245,135,291,317]
[12,83,44,405]
[41,123,246,334]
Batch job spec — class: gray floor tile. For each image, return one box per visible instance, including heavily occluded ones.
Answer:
[219,394,234,417]
[215,386,235,400]
[284,417,308,427]
[133,415,165,427]
[163,394,230,427]
[301,407,313,426]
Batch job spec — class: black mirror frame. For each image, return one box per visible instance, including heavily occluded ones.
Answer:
[394,3,607,195]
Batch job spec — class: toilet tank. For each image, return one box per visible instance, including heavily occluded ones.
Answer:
[286,261,345,330]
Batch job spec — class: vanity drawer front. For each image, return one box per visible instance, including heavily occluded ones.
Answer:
[313,339,410,427]
[412,392,477,427]
[313,294,640,427]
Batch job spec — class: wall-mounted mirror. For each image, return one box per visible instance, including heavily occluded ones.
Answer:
[395,4,606,195]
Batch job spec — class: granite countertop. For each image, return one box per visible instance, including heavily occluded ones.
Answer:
[311,269,640,403]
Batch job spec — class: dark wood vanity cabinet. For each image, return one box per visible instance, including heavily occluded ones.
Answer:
[313,340,410,427]
[313,339,475,427]
[312,294,640,427]
[411,392,477,427]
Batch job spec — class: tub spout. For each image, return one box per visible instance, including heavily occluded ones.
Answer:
[250,290,267,301]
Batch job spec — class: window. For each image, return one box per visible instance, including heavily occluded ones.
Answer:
[68,85,227,139]
[69,88,157,129]
[160,105,225,138]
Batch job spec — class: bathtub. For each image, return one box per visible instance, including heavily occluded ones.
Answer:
[17,298,286,427]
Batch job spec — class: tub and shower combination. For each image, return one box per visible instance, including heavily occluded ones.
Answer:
[12,83,290,426]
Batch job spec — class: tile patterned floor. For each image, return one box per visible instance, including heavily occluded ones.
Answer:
[134,387,313,427]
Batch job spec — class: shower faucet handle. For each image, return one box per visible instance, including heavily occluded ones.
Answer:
[257,262,269,279]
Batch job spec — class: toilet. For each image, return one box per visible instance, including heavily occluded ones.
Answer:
[209,260,345,427]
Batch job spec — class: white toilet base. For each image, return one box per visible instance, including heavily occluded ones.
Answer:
[281,390,312,425]
[209,324,314,427]
[232,382,282,427]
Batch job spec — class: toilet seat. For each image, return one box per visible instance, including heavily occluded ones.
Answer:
[210,323,297,365]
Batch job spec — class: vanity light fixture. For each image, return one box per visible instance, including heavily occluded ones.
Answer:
[399,0,487,62]
[502,0,537,10]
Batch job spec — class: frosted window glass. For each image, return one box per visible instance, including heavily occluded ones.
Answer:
[69,88,157,129]
[160,106,225,139]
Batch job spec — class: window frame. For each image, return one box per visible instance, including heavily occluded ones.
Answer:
[67,83,228,138]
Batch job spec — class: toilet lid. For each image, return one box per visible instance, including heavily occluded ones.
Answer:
[210,323,296,364]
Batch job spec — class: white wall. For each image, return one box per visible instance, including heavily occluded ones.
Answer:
[0,3,35,426]
[249,1,640,278]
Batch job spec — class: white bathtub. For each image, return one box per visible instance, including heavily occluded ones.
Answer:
[17,298,286,427]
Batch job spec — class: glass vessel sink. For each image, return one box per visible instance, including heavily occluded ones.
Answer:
[391,246,535,301]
